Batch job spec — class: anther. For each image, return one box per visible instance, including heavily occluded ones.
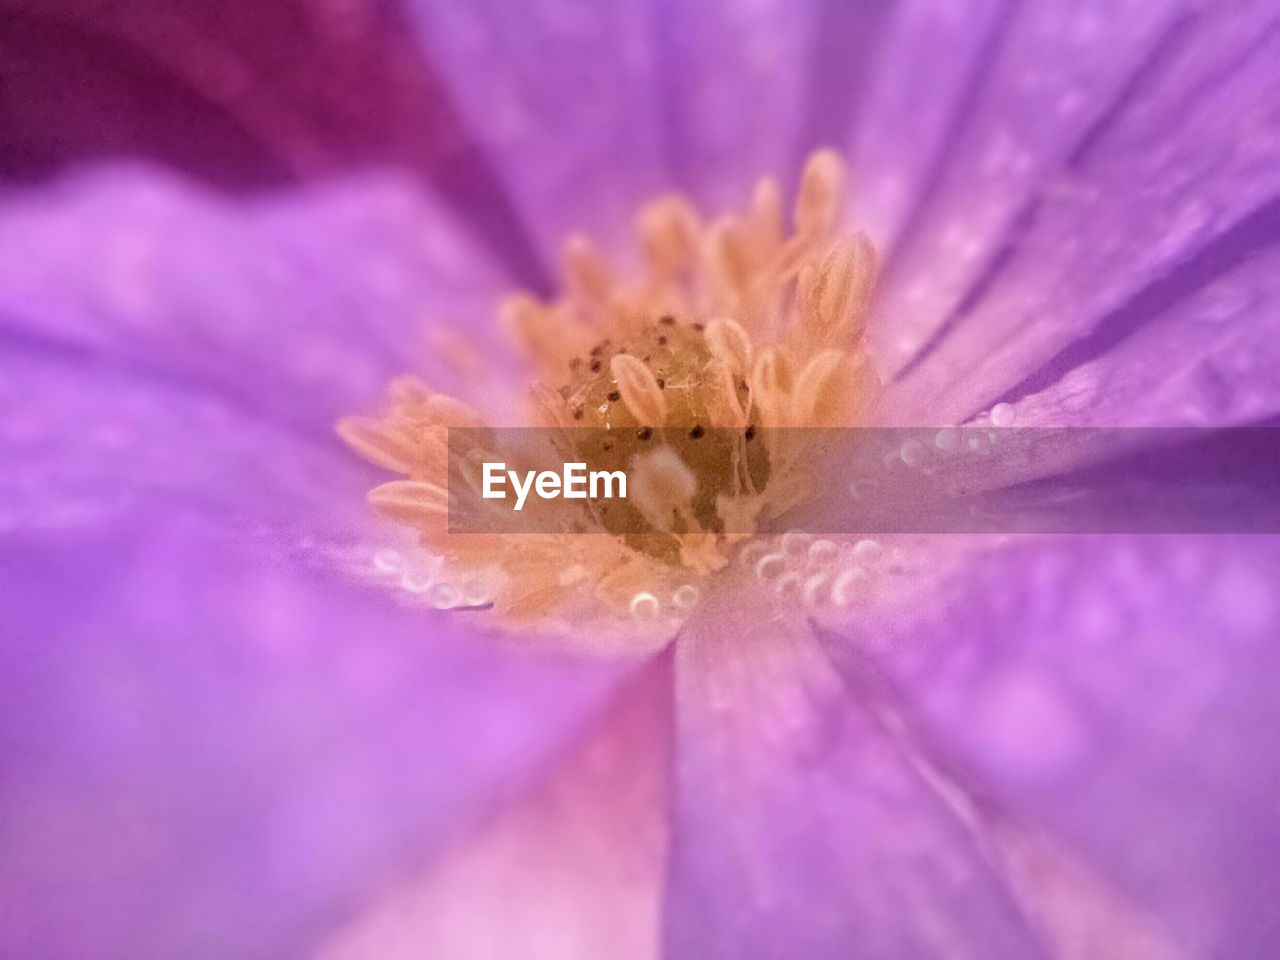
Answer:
[610,354,668,425]
[704,317,754,377]
[367,480,450,523]
[630,447,698,533]
[752,347,793,428]
[336,417,419,473]
[705,360,748,428]
[795,149,845,239]
[424,393,489,430]
[798,235,877,340]
[790,350,859,428]
[563,234,614,308]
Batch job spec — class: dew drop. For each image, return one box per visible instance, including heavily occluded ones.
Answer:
[401,570,431,594]
[738,539,768,568]
[900,439,927,466]
[833,567,872,607]
[780,530,811,556]
[373,549,402,573]
[673,584,701,609]
[630,591,661,621]
[776,573,803,597]
[808,539,839,566]
[849,477,879,500]
[934,428,959,452]
[756,552,787,582]
[990,402,1016,427]
[429,582,459,609]
[853,539,883,564]
[462,579,491,606]
[803,572,832,607]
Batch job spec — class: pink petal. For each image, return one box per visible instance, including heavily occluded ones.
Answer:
[406,0,668,270]
[318,658,671,960]
[0,515,642,959]
[1009,244,1280,426]
[0,0,479,189]
[0,168,509,434]
[829,534,1280,956]
[878,3,1280,422]
[663,588,1044,958]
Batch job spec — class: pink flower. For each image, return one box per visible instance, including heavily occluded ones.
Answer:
[2,2,1279,958]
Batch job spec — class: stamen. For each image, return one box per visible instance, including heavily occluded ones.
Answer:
[423,394,489,430]
[705,360,748,428]
[339,148,882,627]
[630,446,699,534]
[747,177,784,258]
[709,218,755,306]
[367,480,450,523]
[610,354,668,426]
[638,195,703,280]
[791,350,860,428]
[704,317,754,378]
[795,149,844,239]
[336,417,420,474]
[798,235,878,342]
[751,346,793,428]
[502,294,589,369]
[563,234,615,309]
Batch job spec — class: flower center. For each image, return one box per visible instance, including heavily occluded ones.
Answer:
[339,150,880,630]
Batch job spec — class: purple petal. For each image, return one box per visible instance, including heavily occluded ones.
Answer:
[648,0,838,211]
[406,0,668,269]
[830,534,1280,956]
[663,589,1044,958]
[876,3,1280,422]
[845,0,1012,250]
[0,338,369,538]
[318,659,671,960]
[864,0,1175,380]
[407,0,874,271]
[1008,245,1280,426]
[0,167,509,433]
[0,513,641,960]
[0,0,478,189]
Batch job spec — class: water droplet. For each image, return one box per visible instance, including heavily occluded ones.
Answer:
[776,573,803,597]
[900,439,927,466]
[401,570,431,594]
[803,572,832,607]
[429,582,459,609]
[373,549,402,573]
[738,539,768,568]
[673,584,701,609]
[780,530,811,556]
[756,553,787,581]
[808,539,839,566]
[630,592,661,621]
[832,567,872,607]
[462,579,491,606]
[853,539,883,564]
[849,476,880,501]
[990,402,1016,427]
[934,428,959,451]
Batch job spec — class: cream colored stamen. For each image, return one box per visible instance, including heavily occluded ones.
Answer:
[339,149,879,627]
[610,354,668,426]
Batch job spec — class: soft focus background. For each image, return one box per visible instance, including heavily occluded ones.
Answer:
[4,2,1280,959]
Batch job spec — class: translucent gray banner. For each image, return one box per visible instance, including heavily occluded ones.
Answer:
[442,427,1280,534]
